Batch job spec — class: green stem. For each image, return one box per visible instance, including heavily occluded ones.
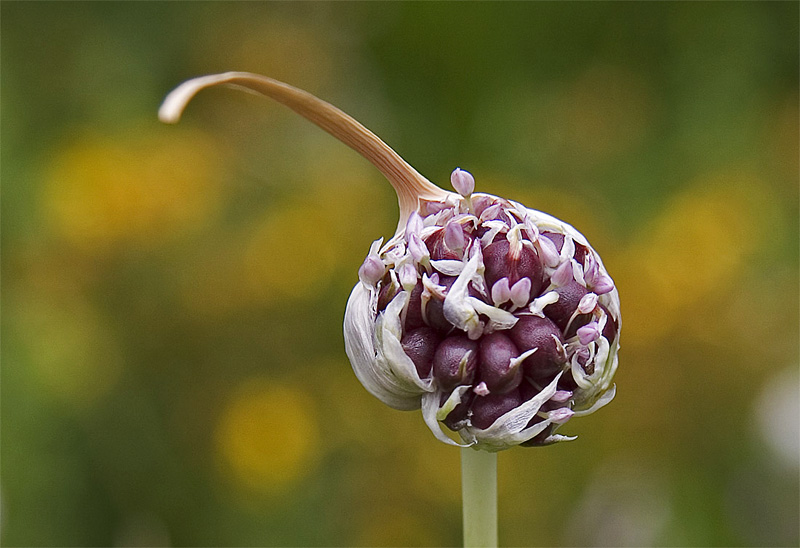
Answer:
[461,447,498,548]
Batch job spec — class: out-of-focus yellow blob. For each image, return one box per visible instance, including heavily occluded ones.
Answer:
[615,173,774,346]
[17,293,123,410]
[241,202,339,302]
[43,130,223,252]
[212,150,390,309]
[215,379,319,494]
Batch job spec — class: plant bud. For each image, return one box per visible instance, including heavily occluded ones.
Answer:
[433,335,479,390]
[478,332,523,394]
[451,168,475,197]
[159,72,620,451]
[509,315,567,379]
[401,327,440,378]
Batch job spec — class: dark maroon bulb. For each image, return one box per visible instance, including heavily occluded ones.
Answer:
[574,244,588,265]
[377,275,398,313]
[600,304,619,342]
[519,378,539,401]
[424,229,458,261]
[424,275,456,333]
[508,315,566,380]
[478,332,522,394]
[401,327,440,378]
[482,239,543,299]
[542,232,564,252]
[404,281,425,331]
[544,280,588,331]
[564,312,593,339]
[432,335,478,391]
[558,371,578,391]
[470,389,522,430]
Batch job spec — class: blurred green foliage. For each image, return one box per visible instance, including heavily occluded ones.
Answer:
[2,2,798,546]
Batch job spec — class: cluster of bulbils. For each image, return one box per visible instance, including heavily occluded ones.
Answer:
[346,169,620,451]
[158,71,620,452]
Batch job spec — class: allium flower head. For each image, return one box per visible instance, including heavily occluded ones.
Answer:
[160,72,620,452]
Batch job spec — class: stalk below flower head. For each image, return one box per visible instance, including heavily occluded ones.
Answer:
[160,72,620,452]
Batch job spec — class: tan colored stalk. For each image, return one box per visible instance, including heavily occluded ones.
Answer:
[159,72,448,222]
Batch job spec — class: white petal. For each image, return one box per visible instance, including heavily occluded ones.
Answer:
[540,434,578,444]
[561,235,576,263]
[468,297,519,332]
[344,283,420,410]
[436,385,473,421]
[430,259,466,276]
[464,373,563,450]
[421,392,472,447]
[443,250,484,338]
[480,221,507,247]
[368,237,384,256]
[377,291,434,393]
[573,384,616,417]
[536,235,561,267]
[528,291,560,317]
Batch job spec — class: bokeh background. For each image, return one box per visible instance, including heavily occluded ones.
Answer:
[2,2,798,546]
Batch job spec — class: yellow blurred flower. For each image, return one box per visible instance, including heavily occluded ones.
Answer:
[42,129,224,253]
[181,146,392,313]
[241,201,340,302]
[614,172,776,346]
[214,378,319,494]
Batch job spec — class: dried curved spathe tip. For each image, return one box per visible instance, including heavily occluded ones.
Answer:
[159,71,449,224]
[159,72,621,451]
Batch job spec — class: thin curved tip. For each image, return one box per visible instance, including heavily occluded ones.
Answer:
[158,82,192,124]
[158,72,243,124]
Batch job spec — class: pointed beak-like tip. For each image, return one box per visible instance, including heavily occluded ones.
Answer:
[158,104,181,125]
[158,78,201,124]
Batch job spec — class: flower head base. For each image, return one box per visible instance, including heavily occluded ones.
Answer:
[347,169,620,451]
[160,72,620,452]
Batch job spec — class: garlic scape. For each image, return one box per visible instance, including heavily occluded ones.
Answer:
[160,72,620,452]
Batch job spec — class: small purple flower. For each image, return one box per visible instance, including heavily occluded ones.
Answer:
[548,407,574,425]
[408,233,429,264]
[551,260,574,288]
[577,321,601,345]
[577,292,599,314]
[358,253,385,287]
[398,263,418,290]
[509,278,532,309]
[406,210,424,237]
[450,168,475,197]
[491,277,511,306]
[592,275,615,295]
[444,220,466,254]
